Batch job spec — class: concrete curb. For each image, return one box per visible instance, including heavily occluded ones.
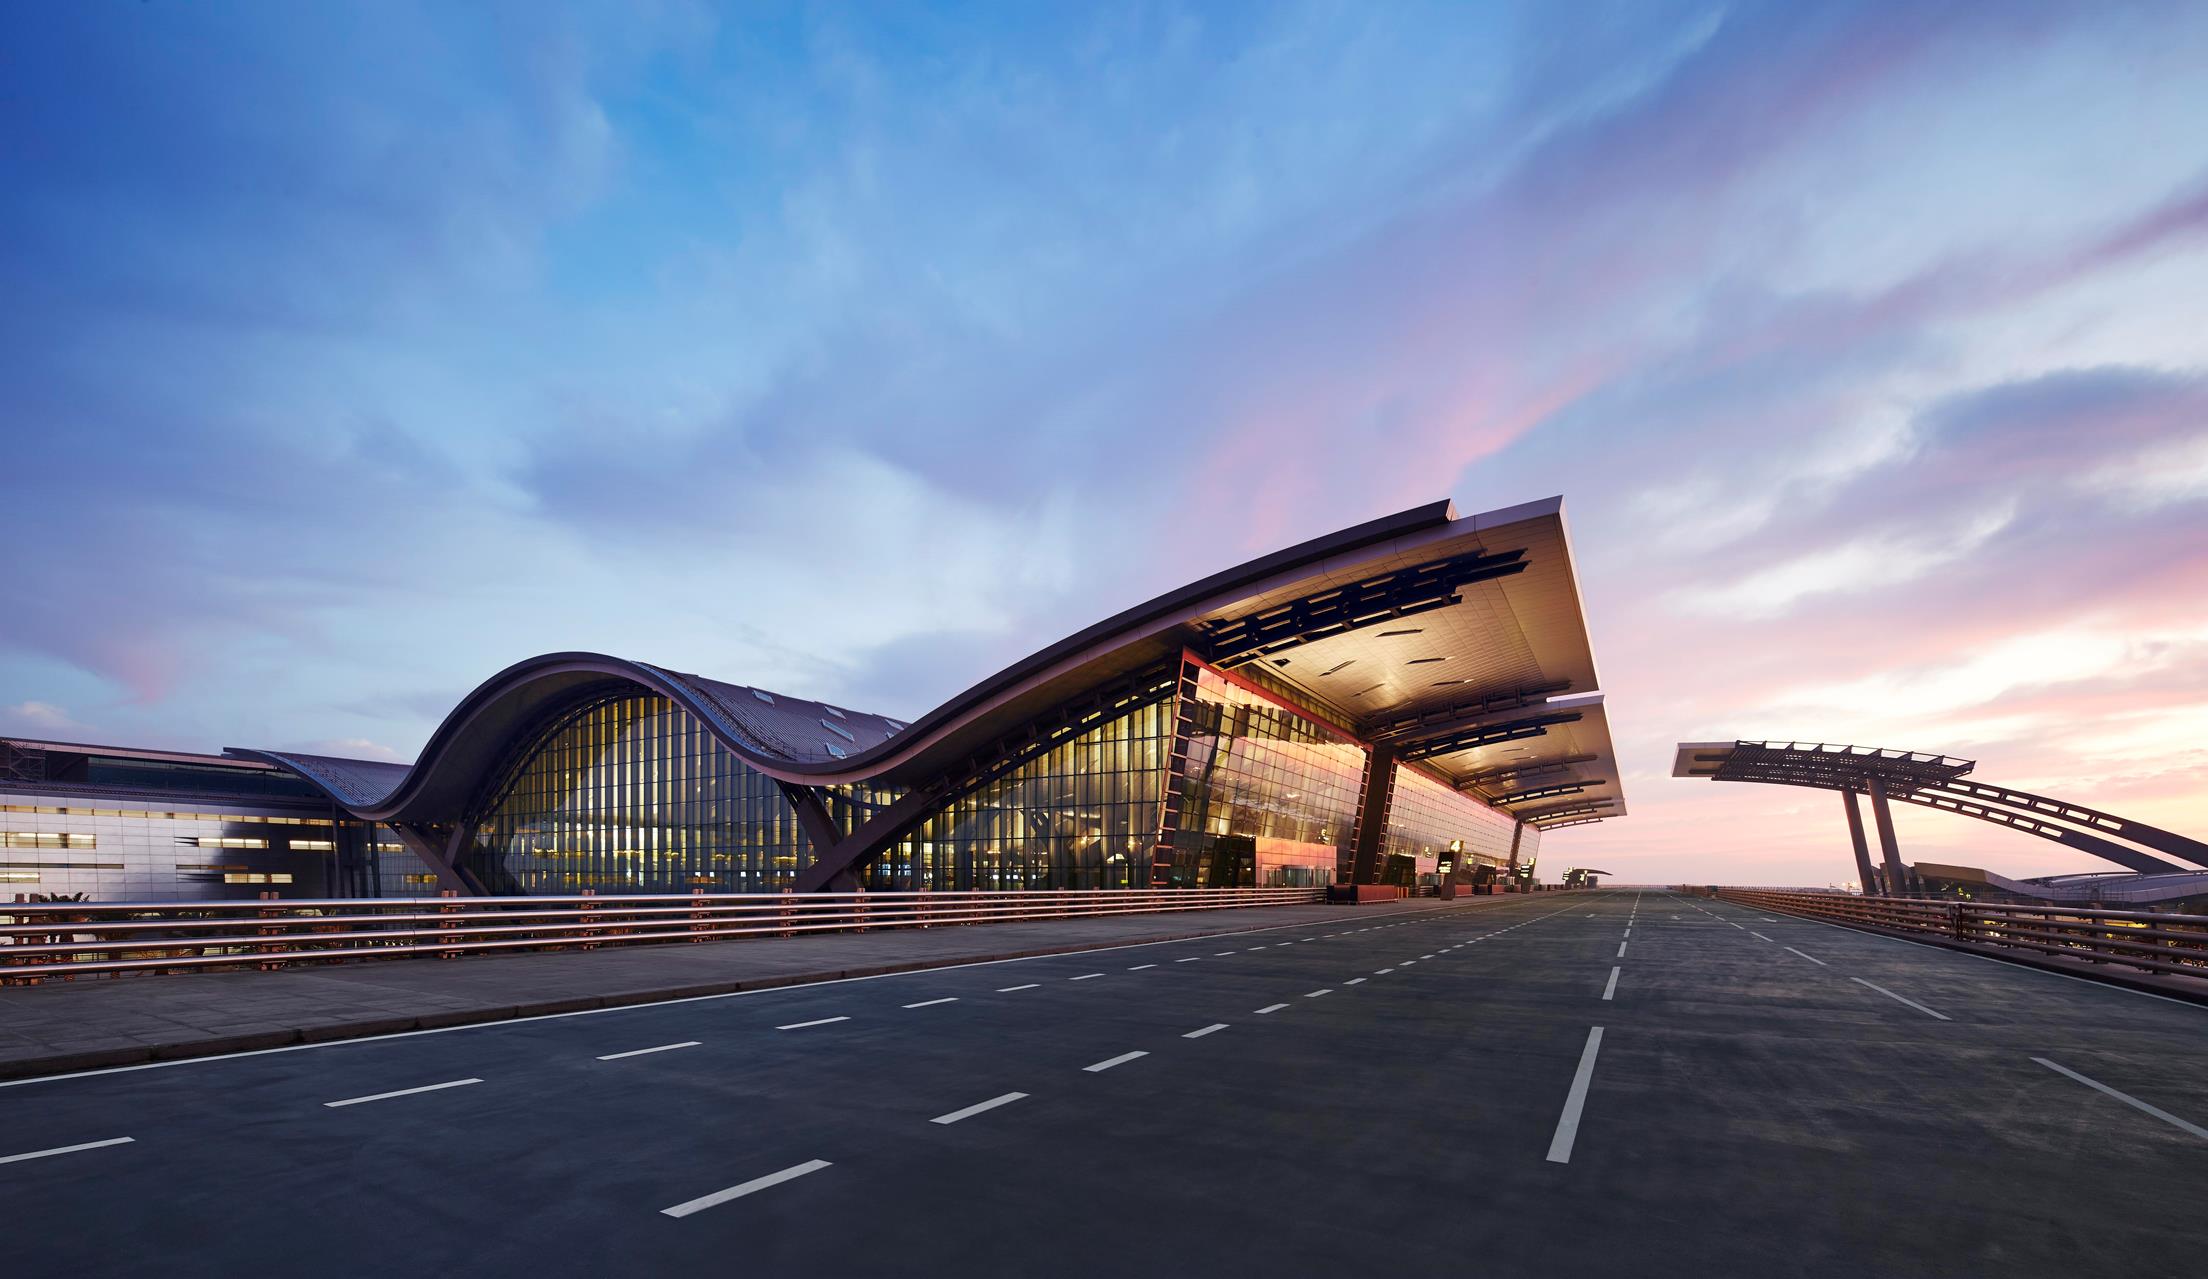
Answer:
[0,900,1499,1082]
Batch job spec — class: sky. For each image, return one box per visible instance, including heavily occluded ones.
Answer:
[4,1,2207,887]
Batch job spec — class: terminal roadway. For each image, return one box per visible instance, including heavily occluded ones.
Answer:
[3,890,2204,1277]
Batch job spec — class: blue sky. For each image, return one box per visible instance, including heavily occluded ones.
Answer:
[5,2,2207,882]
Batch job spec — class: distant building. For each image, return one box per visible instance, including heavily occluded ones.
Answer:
[5,499,1622,901]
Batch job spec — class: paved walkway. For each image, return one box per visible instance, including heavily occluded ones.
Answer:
[0,899,1479,1080]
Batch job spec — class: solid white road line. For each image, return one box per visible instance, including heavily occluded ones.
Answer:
[2032,1058,2208,1141]
[1184,1024,1229,1039]
[1602,968,1620,1001]
[598,1041,701,1060]
[997,983,1041,991]
[1616,942,1627,958]
[1256,1003,1290,1014]
[776,1017,852,1030]
[902,998,958,1010]
[1084,1051,1149,1073]
[1851,978,1950,1020]
[325,1078,482,1108]
[0,1136,134,1166]
[1070,973,1105,981]
[662,1159,832,1218]
[1750,931,1774,942]
[1546,1027,1605,1164]
[931,1092,1028,1125]
[1345,977,1367,985]
[1785,946,1828,966]
[1127,964,1157,971]
[1305,988,1332,998]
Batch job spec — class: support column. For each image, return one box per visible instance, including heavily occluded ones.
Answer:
[1865,777,1907,898]
[1841,789,1877,896]
[1506,821,1525,892]
[1348,745,1397,885]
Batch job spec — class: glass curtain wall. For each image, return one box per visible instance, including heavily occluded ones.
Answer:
[466,693,820,894]
[1164,666,1366,887]
[864,694,1176,891]
[1382,764,1521,888]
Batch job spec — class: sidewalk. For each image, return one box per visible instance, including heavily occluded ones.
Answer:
[0,899,1484,1081]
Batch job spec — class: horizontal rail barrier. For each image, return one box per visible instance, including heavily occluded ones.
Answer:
[1713,888,2208,981]
[0,887,1326,984]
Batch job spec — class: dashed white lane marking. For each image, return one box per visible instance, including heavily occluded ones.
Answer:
[1851,978,1950,1020]
[1305,988,1333,998]
[1175,958,1202,964]
[1256,1003,1290,1015]
[1602,968,1620,1001]
[1248,945,1269,950]
[1546,1027,1606,1164]
[1785,947,1828,966]
[1127,964,1157,971]
[598,1041,702,1060]
[1085,1051,1149,1073]
[777,1017,852,1031]
[1750,931,1774,943]
[1303,937,1317,942]
[931,1092,1028,1125]
[0,1136,134,1166]
[997,983,1041,992]
[662,1158,832,1218]
[1421,954,1436,959]
[1616,942,1627,958]
[1622,928,1631,938]
[2033,1058,2208,1141]
[1345,977,1367,985]
[1375,967,1395,974]
[1184,1024,1229,1039]
[902,998,958,1010]
[1070,973,1105,982]
[1402,960,1418,966]
[325,1078,482,1108]
[1214,951,1238,957]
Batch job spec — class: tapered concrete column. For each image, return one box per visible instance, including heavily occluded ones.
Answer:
[1865,777,1907,898]
[1348,746,1398,885]
[1841,790,1877,895]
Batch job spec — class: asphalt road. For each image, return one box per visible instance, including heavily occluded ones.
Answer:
[3,890,2204,1277]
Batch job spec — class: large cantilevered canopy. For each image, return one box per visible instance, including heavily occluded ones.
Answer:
[1674,740,2207,875]
[238,498,1623,847]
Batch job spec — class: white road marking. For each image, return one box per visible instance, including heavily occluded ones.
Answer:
[662,1159,832,1218]
[1127,964,1157,971]
[1622,928,1630,938]
[1256,1003,1290,1014]
[1184,1024,1229,1039]
[1305,989,1332,998]
[1375,967,1395,974]
[2032,1058,2208,1141]
[1750,932,1774,943]
[1070,973,1105,981]
[1248,945,1269,950]
[1421,954,1436,959]
[1546,1027,1605,1164]
[902,998,958,1010]
[325,1078,482,1108]
[1303,937,1317,942]
[1402,960,1417,966]
[1616,942,1627,958]
[1175,957,1202,963]
[1851,978,1950,1020]
[1602,968,1620,1001]
[1084,1051,1149,1073]
[931,1092,1029,1125]
[598,1041,702,1060]
[1785,947,1827,966]
[1345,977,1367,985]
[1214,951,1237,957]
[776,1017,852,1031]
[998,983,1041,991]
[0,1136,134,1166]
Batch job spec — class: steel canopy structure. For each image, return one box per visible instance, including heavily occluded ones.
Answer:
[1675,740,2208,893]
[222,497,1622,898]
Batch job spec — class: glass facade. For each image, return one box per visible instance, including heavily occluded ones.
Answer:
[465,693,827,894]
[1163,665,1367,888]
[1382,764,1523,888]
[864,694,1176,891]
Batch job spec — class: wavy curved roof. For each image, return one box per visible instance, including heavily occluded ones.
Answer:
[236,496,1623,829]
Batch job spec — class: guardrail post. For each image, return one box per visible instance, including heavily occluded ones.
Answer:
[438,889,460,959]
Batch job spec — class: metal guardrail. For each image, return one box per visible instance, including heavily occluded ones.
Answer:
[0,887,1326,984]
[1714,889,2208,980]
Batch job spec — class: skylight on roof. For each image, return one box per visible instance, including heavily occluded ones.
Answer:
[753,690,774,704]
[821,718,856,742]
[824,743,847,758]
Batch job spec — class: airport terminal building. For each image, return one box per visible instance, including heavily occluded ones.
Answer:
[1,499,1622,902]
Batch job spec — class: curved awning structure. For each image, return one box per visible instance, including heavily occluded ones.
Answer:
[236,497,1625,845]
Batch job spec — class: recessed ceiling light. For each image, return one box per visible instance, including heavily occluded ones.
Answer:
[1319,660,1355,677]
[1406,657,1447,665]
[1378,628,1423,637]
